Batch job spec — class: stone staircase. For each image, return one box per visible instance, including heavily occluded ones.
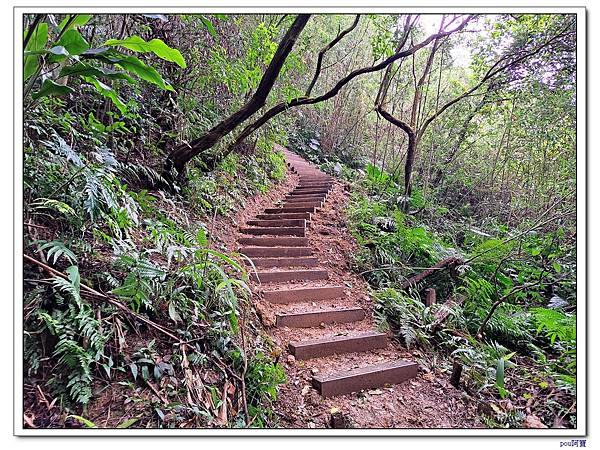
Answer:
[238,149,418,398]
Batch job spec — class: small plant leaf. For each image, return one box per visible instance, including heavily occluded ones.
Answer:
[56,29,90,56]
[67,415,98,428]
[24,22,49,80]
[31,79,75,99]
[117,417,139,428]
[113,55,174,91]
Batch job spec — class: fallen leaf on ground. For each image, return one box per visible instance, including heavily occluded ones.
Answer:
[523,415,548,428]
[423,372,435,382]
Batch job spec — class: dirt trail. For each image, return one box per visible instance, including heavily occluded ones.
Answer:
[238,147,482,429]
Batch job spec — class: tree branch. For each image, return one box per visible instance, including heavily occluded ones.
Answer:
[416,26,575,143]
[165,14,311,174]
[231,15,474,151]
[306,14,360,96]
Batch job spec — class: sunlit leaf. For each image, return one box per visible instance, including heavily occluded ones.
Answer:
[56,29,90,56]
[104,35,186,68]
[113,55,174,91]
[58,14,92,32]
[199,15,217,38]
[67,415,97,428]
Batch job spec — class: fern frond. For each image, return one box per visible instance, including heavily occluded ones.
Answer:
[115,160,170,188]
[38,240,77,265]
[30,198,78,221]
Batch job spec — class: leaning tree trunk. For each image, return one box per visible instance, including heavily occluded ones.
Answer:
[164,14,310,177]
[230,16,473,156]
[377,105,417,197]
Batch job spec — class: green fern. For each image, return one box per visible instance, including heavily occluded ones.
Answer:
[30,198,78,221]
[38,240,77,265]
[531,307,575,345]
[39,266,109,406]
[111,254,166,312]
[116,160,171,190]
[374,288,433,349]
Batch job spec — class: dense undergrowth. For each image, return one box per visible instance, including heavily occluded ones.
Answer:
[22,12,578,431]
[23,14,289,429]
[289,125,577,429]
[24,99,288,428]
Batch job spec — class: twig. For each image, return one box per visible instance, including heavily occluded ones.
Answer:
[476,274,568,337]
[24,254,181,341]
[200,208,219,289]
[144,379,169,406]
[239,301,250,424]
[464,204,574,266]
[23,222,47,229]
[48,166,85,198]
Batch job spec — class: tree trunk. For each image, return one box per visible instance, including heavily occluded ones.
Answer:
[164,14,311,177]
[376,105,416,198]
[230,17,472,156]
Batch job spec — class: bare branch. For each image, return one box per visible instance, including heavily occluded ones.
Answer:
[231,15,474,150]
[306,14,361,96]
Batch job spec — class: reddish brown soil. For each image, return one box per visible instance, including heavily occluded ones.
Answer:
[244,149,483,429]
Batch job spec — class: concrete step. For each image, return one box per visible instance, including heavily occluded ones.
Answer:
[313,360,418,397]
[245,256,319,268]
[289,331,387,360]
[256,212,311,220]
[246,219,306,227]
[276,307,365,328]
[262,285,344,304]
[264,206,317,214]
[239,246,312,257]
[251,269,329,283]
[238,236,308,247]
[239,226,306,237]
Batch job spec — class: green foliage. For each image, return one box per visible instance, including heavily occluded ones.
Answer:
[531,308,575,345]
[38,239,78,265]
[348,128,575,425]
[374,288,434,348]
[38,266,110,405]
[24,21,49,80]
[24,14,183,114]
[129,339,174,382]
[288,115,367,170]
[22,12,577,429]
[68,414,139,428]
[347,192,458,288]
[104,35,187,68]
[452,340,517,396]
[111,254,166,312]
[27,134,142,236]
[185,146,287,214]
[32,79,75,100]
[241,351,286,427]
